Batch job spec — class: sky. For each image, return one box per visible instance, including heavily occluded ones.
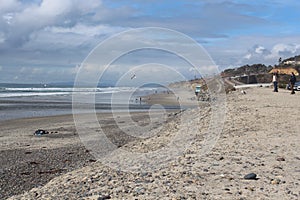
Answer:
[1,0,300,84]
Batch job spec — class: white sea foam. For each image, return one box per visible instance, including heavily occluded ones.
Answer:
[0,87,157,98]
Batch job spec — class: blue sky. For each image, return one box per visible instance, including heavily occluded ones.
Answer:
[0,0,300,83]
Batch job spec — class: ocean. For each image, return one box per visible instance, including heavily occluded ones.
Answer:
[0,84,176,121]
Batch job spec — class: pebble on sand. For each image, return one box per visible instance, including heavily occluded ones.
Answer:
[276,157,285,161]
[271,179,281,185]
[244,173,257,180]
[34,129,49,136]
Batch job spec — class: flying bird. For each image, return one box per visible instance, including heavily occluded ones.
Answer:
[131,74,136,80]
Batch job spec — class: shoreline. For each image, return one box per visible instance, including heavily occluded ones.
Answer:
[0,99,183,123]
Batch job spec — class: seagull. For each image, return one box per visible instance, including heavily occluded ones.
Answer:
[131,74,136,80]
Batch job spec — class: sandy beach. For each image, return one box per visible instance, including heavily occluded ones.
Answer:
[1,87,300,199]
[0,111,176,199]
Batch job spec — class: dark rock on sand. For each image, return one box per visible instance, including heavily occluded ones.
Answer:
[98,195,111,200]
[244,173,257,180]
[34,129,49,136]
[276,157,285,161]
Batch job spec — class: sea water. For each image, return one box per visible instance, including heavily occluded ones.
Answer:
[0,84,177,121]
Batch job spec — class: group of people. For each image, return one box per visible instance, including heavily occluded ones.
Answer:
[272,71,297,94]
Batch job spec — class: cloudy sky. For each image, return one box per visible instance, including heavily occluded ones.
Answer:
[1,0,300,84]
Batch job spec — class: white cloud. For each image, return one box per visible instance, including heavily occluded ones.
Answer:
[2,13,14,25]
[70,64,80,75]
[268,43,300,58]
[0,65,2,71]
[38,0,72,16]
[32,67,44,74]
[1,0,103,47]
[211,33,300,68]
[242,44,270,61]
[12,65,80,83]
[243,54,252,60]
[244,43,300,62]
[255,46,266,54]
[47,24,125,37]
[0,0,20,12]
[238,43,300,66]
[73,0,102,13]
[19,66,47,76]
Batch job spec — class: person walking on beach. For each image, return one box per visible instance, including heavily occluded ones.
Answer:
[289,72,296,94]
[272,71,279,92]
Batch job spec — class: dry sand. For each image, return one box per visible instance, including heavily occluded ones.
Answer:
[2,87,300,199]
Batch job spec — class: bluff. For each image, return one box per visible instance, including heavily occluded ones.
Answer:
[221,55,300,86]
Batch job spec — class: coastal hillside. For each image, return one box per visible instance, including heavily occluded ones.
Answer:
[222,55,300,78]
[221,55,300,86]
[221,64,273,78]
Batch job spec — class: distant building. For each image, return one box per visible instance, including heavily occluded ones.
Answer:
[282,60,300,65]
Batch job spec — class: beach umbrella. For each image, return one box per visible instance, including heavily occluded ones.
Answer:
[269,68,299,76]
